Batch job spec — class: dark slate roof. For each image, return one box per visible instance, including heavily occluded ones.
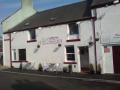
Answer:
[91,0,116,8]
[4,1,91,33]
[4,0,117,33]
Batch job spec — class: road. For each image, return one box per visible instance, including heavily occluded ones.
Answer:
[0,71,120,90]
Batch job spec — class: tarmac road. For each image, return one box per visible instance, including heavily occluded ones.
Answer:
[0,71,120,90]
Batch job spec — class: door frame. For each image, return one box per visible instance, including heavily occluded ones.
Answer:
[112,46,120,74]
[78,46,90,72]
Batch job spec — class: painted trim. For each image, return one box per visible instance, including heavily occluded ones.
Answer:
[12,61,28,63]
[4,39,10,41]
[64,61,77,64]
[27,39,37,43]
[66,39,80,42]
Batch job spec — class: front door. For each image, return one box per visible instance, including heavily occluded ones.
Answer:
[112,46,120,74]
[79,47,89,72]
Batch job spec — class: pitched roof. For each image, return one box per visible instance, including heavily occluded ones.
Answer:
[4,1,91,33]
[4,0,117,34]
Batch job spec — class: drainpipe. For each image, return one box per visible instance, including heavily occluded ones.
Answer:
[91,14,97,74]
[9,33,12,68]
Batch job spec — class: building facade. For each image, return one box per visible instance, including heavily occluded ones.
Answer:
[92,0,120,74]
[2,0,120,74]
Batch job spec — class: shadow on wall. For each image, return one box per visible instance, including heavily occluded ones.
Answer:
[12,79,58,90]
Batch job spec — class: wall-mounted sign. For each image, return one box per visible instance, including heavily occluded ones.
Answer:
[42,36,62,45]
[104,47,110,53]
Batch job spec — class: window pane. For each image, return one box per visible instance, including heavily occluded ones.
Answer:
[67,54,75,61]
[14,49,16,60]
[19,49,26,61]
[66,46,74,53]
[69,23,79,35]
[29,30,36,40]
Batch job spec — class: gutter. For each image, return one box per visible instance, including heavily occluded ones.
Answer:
[9,33,12,68]
[91,0,120,9]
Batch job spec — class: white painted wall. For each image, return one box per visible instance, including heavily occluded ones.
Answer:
[3,34,11,67]
[3,20,93,72]
[94,3,120,74]
[102,46,114,74]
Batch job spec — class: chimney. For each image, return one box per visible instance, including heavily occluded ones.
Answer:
[86,0,93,5]
[21,0,34,9]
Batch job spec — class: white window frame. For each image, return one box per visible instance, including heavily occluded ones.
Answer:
[27,30,36,41]
[12,49,17,61]
[65,45,75,61]
[68,22,79,35]
[67,22,80,40]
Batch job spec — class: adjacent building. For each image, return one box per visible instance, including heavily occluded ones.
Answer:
[0,37,3,65]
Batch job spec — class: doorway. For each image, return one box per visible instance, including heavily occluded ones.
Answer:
[79,47,89,72]
[112,46,120,74]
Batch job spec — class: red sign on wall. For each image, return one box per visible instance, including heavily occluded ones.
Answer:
[104,48,110,53]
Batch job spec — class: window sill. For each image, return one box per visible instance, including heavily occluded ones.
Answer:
[27,39,37,43]
[66,39,80,42]
[4,39,10,41]
[12,61,28,63]
[64,61,77,64]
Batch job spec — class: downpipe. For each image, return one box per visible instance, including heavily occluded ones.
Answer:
[91,17,98,74]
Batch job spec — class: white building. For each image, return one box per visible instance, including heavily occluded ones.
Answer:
[0,37,3,65]
[2,0,120,74]
[91,0,120,74]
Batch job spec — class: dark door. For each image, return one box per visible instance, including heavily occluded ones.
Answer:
[79,47,89,72]
[112,46,120,74]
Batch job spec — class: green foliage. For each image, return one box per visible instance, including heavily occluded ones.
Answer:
[38,63,43,71]
[96,64,101,74]
[19,63,22,70]
[63,67,68,73]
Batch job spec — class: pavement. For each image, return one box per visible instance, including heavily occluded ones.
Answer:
[2,68,120,81]
[0,69,120,90]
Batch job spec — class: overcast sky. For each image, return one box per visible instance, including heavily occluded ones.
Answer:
[0,0,83,36]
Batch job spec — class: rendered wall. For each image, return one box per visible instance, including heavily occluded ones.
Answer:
[4,21,93,72]
[3,34,11,67]
[95,3,120,74]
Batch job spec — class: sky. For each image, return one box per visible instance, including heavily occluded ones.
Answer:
[0,0,83,36]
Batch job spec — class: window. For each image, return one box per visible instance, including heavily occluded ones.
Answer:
[12,49,17,61]
[28,30,36,41]
[92,9,97,17]
[69,23,79,35]
[18,49,26,61]
[66,46,75,61]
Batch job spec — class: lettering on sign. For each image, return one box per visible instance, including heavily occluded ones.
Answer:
[42,37,62,45]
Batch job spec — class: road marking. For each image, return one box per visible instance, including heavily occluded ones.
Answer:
[1,71,120,84]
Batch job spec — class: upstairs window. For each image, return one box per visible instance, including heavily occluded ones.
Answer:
[28,30,36,41]
[66,46,75,61]
[69,23,79,35]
